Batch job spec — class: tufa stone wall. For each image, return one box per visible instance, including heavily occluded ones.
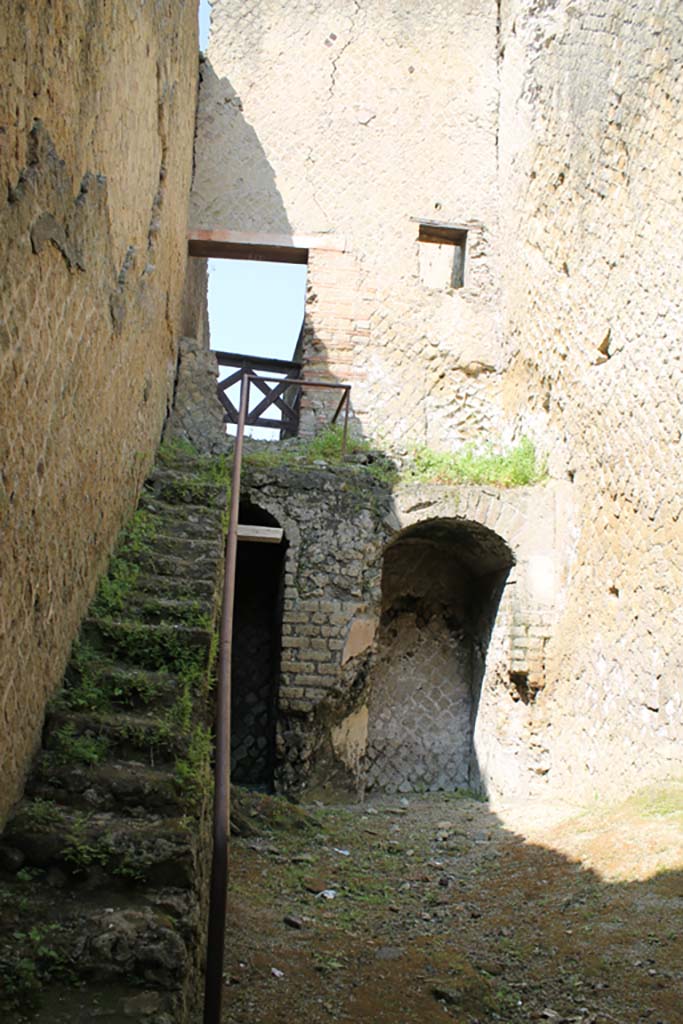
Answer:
[496,0,683,799]
[194,0,682,804]
[239,458,561,801]
[0,1,198,825]
[192,0,505,448]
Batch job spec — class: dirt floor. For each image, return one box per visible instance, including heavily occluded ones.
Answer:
[223,784,683,1024]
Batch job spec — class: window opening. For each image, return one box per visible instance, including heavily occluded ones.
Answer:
[417,220,468,290]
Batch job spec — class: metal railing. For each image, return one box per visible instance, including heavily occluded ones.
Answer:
[203,369,351,1024]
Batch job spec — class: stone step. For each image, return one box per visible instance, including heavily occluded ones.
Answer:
[27,755,184,816]
[0,882,196,1020]
[0,801,195,889]
[139,548,223,581]
[80,616,213,674]
[156,444,228,476]
[131,571,216,605]
[43,707,189,765]
[143,466,226,508]
[7,983,178,1024]
[147,530,223,562]
[138,490,224,535]
[61,659,183,713]
[122,592,215,629]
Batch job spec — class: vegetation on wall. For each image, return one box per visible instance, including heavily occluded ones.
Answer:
[243,424,397,485]
[242,426,546,490]
[402,436,547,488]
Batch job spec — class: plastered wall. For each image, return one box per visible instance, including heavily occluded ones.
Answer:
[496,0,683,799]
[192,0,504,448]
[194,0,681,803]
[0,0,198,824]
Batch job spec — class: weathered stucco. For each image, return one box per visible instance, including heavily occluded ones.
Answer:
[0,1,198,824]
[495,0,683,799]
[193,0,504,447]
[194,0,682,804]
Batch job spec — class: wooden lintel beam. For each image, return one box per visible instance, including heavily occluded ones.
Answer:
[236,525,284,544]
[188,228,347,264]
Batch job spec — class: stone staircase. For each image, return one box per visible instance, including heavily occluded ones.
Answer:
[0,444,228,1023]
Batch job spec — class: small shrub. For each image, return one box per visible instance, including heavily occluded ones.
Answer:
[0,923,72,1011]
[61,815,107,873]
[19,799,62,832]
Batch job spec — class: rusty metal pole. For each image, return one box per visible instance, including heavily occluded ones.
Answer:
[203,370,250,1024]
[342,387,350,456]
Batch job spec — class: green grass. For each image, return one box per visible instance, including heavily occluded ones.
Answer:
[402,436,546,488]
[243,425,398,485]
[243,428,544,490]
[625,781,683,819]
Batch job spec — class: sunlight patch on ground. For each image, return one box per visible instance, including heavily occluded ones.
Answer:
[496,780,683,884]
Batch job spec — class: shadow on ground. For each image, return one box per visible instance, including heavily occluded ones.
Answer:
[224,785,683,1024]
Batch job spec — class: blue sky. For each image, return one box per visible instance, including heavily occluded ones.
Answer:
[207,259,307,362]
[199,0,210,50]
[198,1,307,434]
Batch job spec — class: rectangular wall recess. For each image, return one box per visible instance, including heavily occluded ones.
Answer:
[417,221,468,289]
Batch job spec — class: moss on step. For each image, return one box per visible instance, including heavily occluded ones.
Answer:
[83,617,212,678]
[0,443,228,1020]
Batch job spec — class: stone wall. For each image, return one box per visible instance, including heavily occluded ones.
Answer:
[192,0,504,449]
[496,0,683,799]
[238,458,561,801]
[195,0,683,805]
[0,1,199,824]
[239,459,390,794]
[387,484,561,802]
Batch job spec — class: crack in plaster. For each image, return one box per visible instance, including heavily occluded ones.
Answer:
[327,1,361,101]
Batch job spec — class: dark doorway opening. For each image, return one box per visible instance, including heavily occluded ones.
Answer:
[231,502,287,790]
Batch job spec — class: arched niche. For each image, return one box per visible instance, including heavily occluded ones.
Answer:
[363,518,513,793]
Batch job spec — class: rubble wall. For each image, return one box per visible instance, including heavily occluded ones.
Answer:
[240,460,559,800]
[497,0,683,799]
[0,1,199,824]
[192,0,504,448]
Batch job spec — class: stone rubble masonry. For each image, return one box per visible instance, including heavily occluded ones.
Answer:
[0,1,198,826]
[496,0,683,800]
[192,0,504,450]
[195,0,682,803]
[242,460,560,800]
